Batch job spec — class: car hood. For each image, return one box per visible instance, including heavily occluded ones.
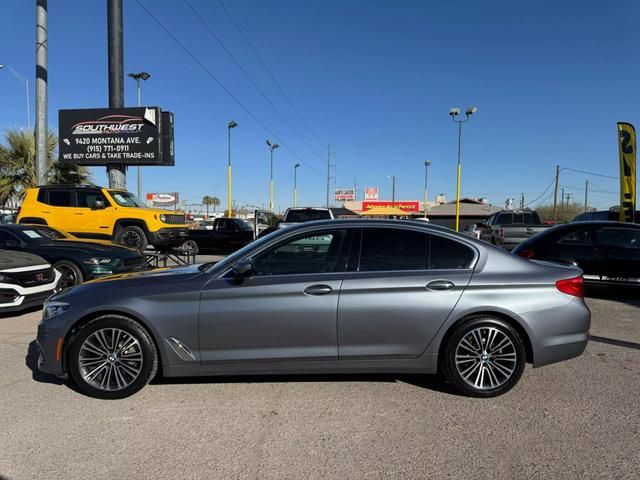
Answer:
[86,263,204,284]
[0,249,49,270]
[37,239,140,256]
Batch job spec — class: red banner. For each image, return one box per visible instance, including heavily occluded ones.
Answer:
[362,201,420,212]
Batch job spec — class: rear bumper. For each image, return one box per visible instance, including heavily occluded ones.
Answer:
[524,298,591,368]
[148,227,189,248]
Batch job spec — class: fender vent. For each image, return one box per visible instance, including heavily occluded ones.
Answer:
[165,337,197,361]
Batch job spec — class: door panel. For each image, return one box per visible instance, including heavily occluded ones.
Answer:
[198,274,342,363]
[74,190,113,236]
[338,270,472,358]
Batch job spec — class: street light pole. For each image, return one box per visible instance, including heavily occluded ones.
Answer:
[266,140,279,213]
[293,163,300,207]
[127,71,150,199]
[227,120,238,216]
[386,175,396,205]
[0,65,30,129]
[424,161,431,218]
[450,106,477,231]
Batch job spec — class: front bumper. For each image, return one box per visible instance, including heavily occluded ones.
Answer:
[36,311,71,376]
[148,227,189,248]
[0,272,61,313]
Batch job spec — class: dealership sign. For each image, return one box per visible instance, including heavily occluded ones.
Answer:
[146,192,179,207]
[59,107,174,166]
[334,188,355,201]
[362,201,420,212]
[364,186,379,201]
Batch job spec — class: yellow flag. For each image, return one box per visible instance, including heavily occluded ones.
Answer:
[617,122,636,222]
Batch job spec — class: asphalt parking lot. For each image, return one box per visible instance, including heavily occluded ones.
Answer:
[1,291,639,480]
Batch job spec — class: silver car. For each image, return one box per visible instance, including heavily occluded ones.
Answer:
[37,219,590,399]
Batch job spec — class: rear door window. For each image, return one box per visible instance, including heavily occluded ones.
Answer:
[429,234,475,269]
[359,228,428,271]
[46,190,73,207]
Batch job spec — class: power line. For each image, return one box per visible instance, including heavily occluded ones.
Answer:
[524,176,556,207]
[216,0,326,149]
[185,0,325,167]
[561,166,618,180]
[134,0,321,175]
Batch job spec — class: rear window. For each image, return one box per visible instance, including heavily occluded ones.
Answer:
[495,212,540,225]
[285,210,331,222]
[558,229,593,245]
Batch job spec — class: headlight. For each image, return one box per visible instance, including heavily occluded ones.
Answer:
[43,301,70,320]
[82,257,117,265]
[160,214,167,222]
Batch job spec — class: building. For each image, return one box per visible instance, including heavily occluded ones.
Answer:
[423,198,502,230]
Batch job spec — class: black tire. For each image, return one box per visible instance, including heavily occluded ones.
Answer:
[179,239,199,255]
[67,315,158,400]
[116,225,148,251]
[53,260,84,289]
[442,316,526,398]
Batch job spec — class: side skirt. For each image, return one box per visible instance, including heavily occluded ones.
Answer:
[163,354,439,378]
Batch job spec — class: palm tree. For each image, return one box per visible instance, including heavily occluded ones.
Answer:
[0,128,91,206]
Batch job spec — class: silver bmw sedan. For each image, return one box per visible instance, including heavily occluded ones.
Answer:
[37,219,590,399]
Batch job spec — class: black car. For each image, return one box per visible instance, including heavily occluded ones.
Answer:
[572,208,640,223]
[186,217,254,254]
[513,221,640,287]
[0,224,147,288]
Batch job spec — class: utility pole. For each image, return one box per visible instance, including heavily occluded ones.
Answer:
[35,0,48,185]
[552,165,560,221]
[128,72,151,198]
[326,144,335,208]
[584,180,589,213]
[520,192,524,211]
[107,0,126,189]
[560,187,565,216]
[354,178,357,202]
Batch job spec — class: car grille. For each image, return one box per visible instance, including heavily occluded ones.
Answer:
[21,290,53,308]
[163,214,186,225]
[0,288,19,304]
[4,267,55,287]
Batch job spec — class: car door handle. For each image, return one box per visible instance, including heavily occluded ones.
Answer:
[426,280,455,291]
[303,284,333,296]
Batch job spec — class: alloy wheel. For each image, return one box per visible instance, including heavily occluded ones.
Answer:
[57,265,78,289]
[121,230,142,249]
[454,326,518,390]
[78,328,144,391]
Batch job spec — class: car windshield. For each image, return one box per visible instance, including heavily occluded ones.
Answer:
[16,226,70,243]
[285,210,331,222]
[109,190,147,208]
[234,219,253,231]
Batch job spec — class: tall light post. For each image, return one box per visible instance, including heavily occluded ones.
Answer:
[424,160,431,218]
[0,65,30,129]
[128,71,151,198]
[386,175,396,205]
[450,106,477,231]
[293,163,300,207]
[266,140,279,213]
[227,120,238,216]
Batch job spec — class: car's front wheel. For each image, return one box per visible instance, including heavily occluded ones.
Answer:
[442,316,526,397]
[116,225,148,251]
[68,315,158,399]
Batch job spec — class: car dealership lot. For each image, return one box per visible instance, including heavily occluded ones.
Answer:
[1,294,639,479]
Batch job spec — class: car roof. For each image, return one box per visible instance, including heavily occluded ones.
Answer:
[568,220,640,228]
[37,184,103,189]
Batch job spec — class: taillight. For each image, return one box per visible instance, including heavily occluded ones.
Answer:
[497,228,504,238]
[517,249,535,259]
[556,276,584,298]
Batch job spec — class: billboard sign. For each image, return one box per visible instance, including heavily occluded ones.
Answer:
[59,107,166,166]
[362,201,420,212]
[146,192,179,207]
[334,188,355,201]
[364,186,379,201]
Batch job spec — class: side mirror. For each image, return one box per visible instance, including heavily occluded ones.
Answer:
[92,200,106,210]
[231,259,252,277]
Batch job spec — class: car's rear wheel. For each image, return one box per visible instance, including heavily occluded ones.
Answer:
[68,315,158,399]
[442,317,526,397]
[116,225,148,251]
[53,260,83,289]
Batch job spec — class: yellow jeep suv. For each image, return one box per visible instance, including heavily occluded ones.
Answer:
[18,185,188,251]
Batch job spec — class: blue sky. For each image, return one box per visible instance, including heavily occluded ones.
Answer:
[1,0,638,210]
